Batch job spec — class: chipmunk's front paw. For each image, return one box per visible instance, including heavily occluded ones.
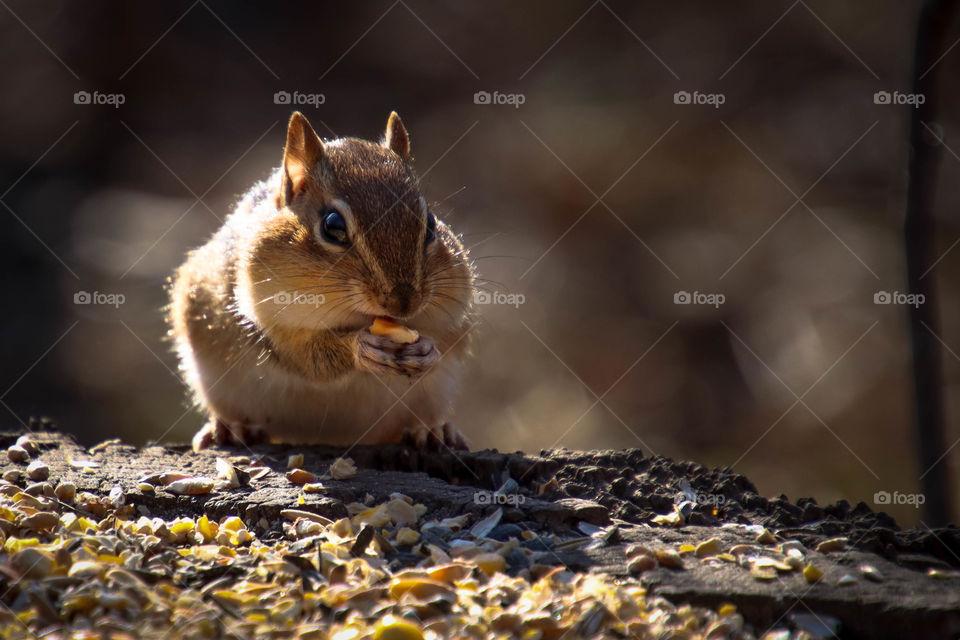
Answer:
[192,419,268,452]
[357,331,439,378]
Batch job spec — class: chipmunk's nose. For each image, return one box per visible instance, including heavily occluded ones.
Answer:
[383,282,421,318]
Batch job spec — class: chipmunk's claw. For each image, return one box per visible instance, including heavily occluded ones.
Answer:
[358,331,439,377]
[401,422,469,451]
[192,419,268,452]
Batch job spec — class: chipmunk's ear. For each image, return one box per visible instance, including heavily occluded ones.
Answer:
[280,112,324,205]
[383,111,410,160]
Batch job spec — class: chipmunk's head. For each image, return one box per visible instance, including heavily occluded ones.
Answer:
[251,111,471,333]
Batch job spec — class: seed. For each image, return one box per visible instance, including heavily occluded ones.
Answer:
[755,528,776,544]
[373,615,424,640]
[656,549,684,569]
[136,473,163,485]
[330,457,357,480]
[214,458,239,489]
[628,554,657,573]
[491,613,522,632]
[25,460,49,481]
[750,565,777,581]
[625,543,653,557]
[753,557,793,572]
[107,485,125,507]
[15,435,37,455]
[427,563,472,584]
[287,454,304,469]
[165,477,214,495]
[286,468,317,485]
[7,445,30,463]
[475,552,507,575]
[396,527,419,546]
[729,544,757,555]
[54,482,76,502]
[816,537,847,553]
[803,564,824,583]
[370,318,420,344]
[170,520,195,535]
[779,540,804,554]
[388,578,457,601]
[280,509,332,525]
[860,564,883,582]
[295,520,322,538]
[20,512,58,531]
[695,537,722,557]
[197,515,218,542]
[651,510,684,526]
[386,498,418,526]
[68,560,105,579]
[13,547,53,578]
[303,483,326,493]
[159,472,191,485]
[24,482,49,496]
[2,469,20,483]
[837,573,857,586]
[247,467,271,481]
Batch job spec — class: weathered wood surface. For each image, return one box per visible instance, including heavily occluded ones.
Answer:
[2,429,958,639]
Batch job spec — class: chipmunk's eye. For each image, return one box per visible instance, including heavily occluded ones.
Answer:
[320,209,349,246]
[425,213,437,244]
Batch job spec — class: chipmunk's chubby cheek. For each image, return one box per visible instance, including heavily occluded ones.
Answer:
[236,277,365,332]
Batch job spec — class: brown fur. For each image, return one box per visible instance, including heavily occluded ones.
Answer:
[168,112,475,450]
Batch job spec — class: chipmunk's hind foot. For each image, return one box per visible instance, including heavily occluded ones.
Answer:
[400,422,470,452]
[192,419,269,452]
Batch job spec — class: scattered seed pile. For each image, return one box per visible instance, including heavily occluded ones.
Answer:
[508,450,960,569]
[0,434,821,639]
[1,427,958,639]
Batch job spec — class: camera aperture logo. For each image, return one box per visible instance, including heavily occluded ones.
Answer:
[674,290,725,308]
[274,90,326,107]
[874,290,924,308]
[275,291,325,307]
[873,490,925,508]
[473,291,525,308]
[74,90,125,108]
[674,90,725,108]
[473,91,526,109]
[474,490,525,507]
[74,291,125,308]
[874,91,925,108]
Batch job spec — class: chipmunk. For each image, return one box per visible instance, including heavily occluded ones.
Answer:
[168,111,474,452]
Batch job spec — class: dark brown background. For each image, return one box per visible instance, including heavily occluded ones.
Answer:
[0,1,957,526]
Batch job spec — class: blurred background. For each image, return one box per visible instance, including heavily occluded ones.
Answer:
[0,1,957,526]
